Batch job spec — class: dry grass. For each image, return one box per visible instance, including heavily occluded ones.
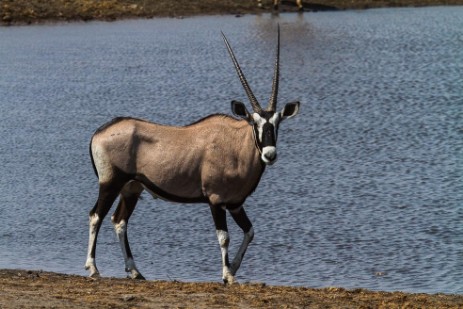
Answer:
[0,0,258,24]
[2,0,463,25]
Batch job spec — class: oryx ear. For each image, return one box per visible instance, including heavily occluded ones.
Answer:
[280,101,300,120]
[231,100,252,121]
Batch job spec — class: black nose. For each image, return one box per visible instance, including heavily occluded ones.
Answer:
[264,152,276,161]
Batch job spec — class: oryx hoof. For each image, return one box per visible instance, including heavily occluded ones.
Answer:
[85,265,100,279]
[89,273,101,280]
[223,278,238,285]
[129,272,146,280]
[223,274,237,285]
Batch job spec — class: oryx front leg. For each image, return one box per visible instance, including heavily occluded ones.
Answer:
[229,206,254,275]
[112,181,145,280]
[210,205,235,284]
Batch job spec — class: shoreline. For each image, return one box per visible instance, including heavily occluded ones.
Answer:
[2,0,463,26]
[1,269,463,308]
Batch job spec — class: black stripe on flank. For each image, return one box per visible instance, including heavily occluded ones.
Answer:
[134,174,208,204]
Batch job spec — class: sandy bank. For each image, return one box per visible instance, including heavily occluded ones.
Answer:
[0,269,462,308]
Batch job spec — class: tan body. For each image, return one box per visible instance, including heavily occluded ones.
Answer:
[91,115,264,206]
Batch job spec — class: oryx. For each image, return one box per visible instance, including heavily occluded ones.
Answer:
[257,0,304,11]
[85,26,300,284]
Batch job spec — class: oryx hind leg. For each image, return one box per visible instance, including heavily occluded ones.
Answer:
[111,181,145,280]
[85,181,124,278]
[229,206,254,276]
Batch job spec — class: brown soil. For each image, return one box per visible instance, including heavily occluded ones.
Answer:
[1,269,462,308]
[2,0,463,25]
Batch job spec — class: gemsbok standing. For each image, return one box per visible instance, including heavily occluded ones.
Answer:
[257,0,304,11]
[85,26,300,284]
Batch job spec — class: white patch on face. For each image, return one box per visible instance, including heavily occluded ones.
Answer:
[269,112,280,142]
[269,112,280,127]
[252,113,263,123]
[252,113,266,142]
[261,146,277,165]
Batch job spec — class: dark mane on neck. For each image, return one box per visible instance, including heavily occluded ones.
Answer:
[184,113,239,127]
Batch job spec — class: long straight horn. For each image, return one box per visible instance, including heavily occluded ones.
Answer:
[267,25,280,112]
[222,32,263,113]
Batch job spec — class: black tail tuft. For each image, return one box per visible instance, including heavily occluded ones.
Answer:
[89,137,98,178]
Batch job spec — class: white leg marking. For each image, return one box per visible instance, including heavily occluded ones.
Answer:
[216,230,234,284]
[113,219,144,279]
[231,227,254,275]
[85,213,100,277]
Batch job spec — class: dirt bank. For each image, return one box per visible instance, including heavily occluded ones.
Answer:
[0,269,462,308]
[2,0,463,25]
